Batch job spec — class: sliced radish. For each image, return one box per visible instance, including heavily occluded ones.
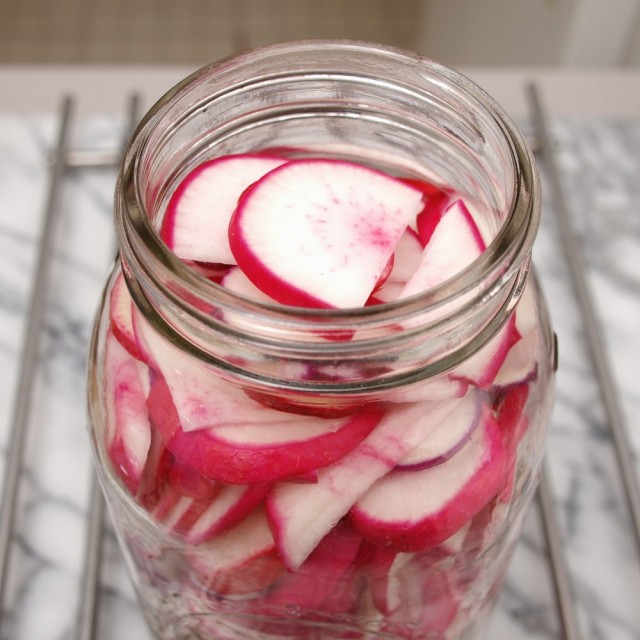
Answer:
[494,381,531,503]
[135,422,173,510]
[220,265,276,303]
[266,399,468,570]
[350,410,508,552]
[491,326,539,389]
[228,159,424,308]
[372,253,395,293]
[378,555,458,638]
[103,336,152,494]
[369,547,459,635]
[395,390,482,471]
[168,458,220,499]
[398,198,485,298]
[160,154,287,265]
[184,260,233,283]
[388,375,468,404]
[156,481,269,544]
[135,307,311,434]
[187,506,284,596]
[109,272,144,361]
[515,278,539,338]
[371,228,424,304]
[411,180,451,247]
[146,375,383,484]
[261,522,363,613]
[451,314,519,388]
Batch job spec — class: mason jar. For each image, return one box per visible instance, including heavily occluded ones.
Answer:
[87,40,555,640]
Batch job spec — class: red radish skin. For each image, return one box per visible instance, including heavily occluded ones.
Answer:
[183,260,233,284]
[416,189,450,246]
[383,561,458,639]
[371,228,424,304]
[134,305,364,435]
[135,306,319,434]
[452,314,520,388]
[266,399,471,570]
[135,422,174,510]
[399,198,485,298]
[401,177,444,199]
[104,336,152,494]
[168,458,220,499]
[228,159,423,308]
[187,506,285,596]
[160,154,287,265]
[261,522,363,613]
[146,375,384,484]
[494,382,531,503]
[350,410,508,552]
[173,483,270,544]
[407,177,452,247]
[491,325,539,389]
[369,548,458,634]
[220,265,276,303]
[395,390,482,471]
[109,272,144,361]
[372,253,395,293]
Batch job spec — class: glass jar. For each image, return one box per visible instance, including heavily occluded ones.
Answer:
[87,41,555,640]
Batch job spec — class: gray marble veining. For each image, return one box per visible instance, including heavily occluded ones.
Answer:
[0,111,638,640]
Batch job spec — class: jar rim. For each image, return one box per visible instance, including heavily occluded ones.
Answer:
[116,40,539,336]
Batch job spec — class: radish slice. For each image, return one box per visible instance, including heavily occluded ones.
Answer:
[395,390,482,471]
[452,314,519,388]
[491,326,539,388]
[160,154,287,264]
[370,548,459,635]
[262,522,363,613]
[168,458,220,499]
[220,265,276,303]
[350,410,507,552]
[412,180,451,247]
[266,398,470,570]
[155,481,269,544]
[228,159,424,308]
[135,421,173,510]
[187,506,284,596]
[109,272,143,361]
[104,336,152,494]
[372,228,424,304]
[399,198,485,298]
[146,376,383,484]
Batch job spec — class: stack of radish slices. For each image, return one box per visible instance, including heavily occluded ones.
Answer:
[104,153,540,637]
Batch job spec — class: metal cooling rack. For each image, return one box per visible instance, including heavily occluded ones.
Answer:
[0,84,638,640]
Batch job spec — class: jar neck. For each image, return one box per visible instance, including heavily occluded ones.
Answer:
[115,40,539,396]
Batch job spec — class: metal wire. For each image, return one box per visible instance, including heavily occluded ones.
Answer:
[537,465,583,640]
[75,93,141,640]
[527,82,640,553]
[0,96,74,634]
[1,84,635,640]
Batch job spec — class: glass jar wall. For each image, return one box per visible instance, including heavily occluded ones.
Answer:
[87,41,555,640]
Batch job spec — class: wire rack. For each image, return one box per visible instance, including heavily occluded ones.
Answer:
[0,85,638,640]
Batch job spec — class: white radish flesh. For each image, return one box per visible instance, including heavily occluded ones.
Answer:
[228,159,423,308]
[350,411,507,552]
[395,390,482,471]
[161,154,286,264]
[399,198,485,298]
[104,336,152,494]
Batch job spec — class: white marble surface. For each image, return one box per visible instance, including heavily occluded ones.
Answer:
[0,79,639,640]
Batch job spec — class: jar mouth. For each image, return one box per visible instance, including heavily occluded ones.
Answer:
[115,39,539,390]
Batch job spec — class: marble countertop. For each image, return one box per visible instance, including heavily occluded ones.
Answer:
[0,67,639,640]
